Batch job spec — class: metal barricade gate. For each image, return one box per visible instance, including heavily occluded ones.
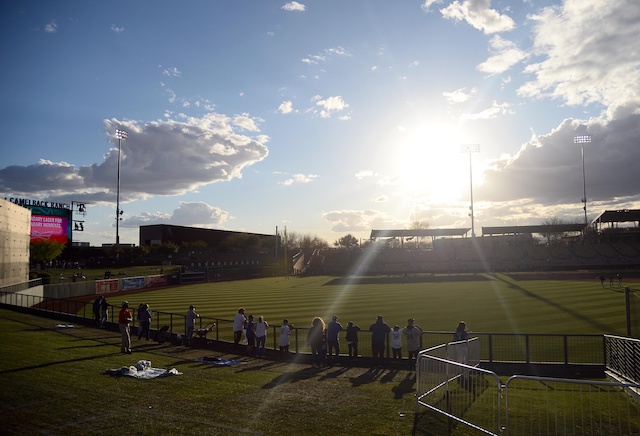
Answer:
[416,342,640,435]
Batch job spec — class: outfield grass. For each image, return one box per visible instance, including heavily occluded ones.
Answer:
[3,273,639,434]
[88,273,634,336]
[0,309,420,435]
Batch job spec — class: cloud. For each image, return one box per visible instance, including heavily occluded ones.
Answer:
[519,0,640,107]
[0,113,269,204]
[161,66,182,78]
[440,0,515,34]
[44,20,57,33]
[279,173,318,186]
[312,95,350,118]
[282,2,305,12]
[302,47,351,65]
[278,100,293,114]
[355,170,375,179]
[476,103,640,212]
[121,201,229,228]
[443,87,477,104]
[477,35,528,74]
[323,209,401,233]
[111,25,124,34]
[422,0,443,13]
[460,100,513,120]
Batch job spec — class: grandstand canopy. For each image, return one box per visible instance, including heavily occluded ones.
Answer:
[370,228,470,239]
[591,209,640,225]
[482,224,585,236]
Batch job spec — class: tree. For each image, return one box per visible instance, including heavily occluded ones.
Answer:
[30,240,66,264]
[334,234,358,248]
[411,220,430,248]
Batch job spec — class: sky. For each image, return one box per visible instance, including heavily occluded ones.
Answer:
[1,0,639,247]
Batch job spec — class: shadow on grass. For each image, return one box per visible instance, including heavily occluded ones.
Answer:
[0,352,122,375]
[325,274,491,286]
[262,367,322,388]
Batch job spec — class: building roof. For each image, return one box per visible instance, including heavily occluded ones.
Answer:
[482,224,586,235]
[370,228,471,239]
[591,209,640,224]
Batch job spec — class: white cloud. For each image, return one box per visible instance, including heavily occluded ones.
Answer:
[519,0,640,107]
[443,87,477,104]
[302,47,351,65]
[440,0,515,34]
[282,2,305,12]
[122,201,229,228]
[355,170,375,179]
[477,35,528,74]
[44,20,57,34]
[279,173,318,186]
[0,114,269,204]
[460,101,513,120]
[322,209,402,233]
[422,0,443,13]
[161,66,182,78]
[313,95,350,118]
[278,100,293,114]
[111,25,124,34]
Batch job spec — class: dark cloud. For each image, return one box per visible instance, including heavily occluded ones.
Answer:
[0,115,269,204]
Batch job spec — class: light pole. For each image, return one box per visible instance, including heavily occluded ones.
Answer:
[461,144,480,237]
[115,129,128,246]
[574,135,591,229]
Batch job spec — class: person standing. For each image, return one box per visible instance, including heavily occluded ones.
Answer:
[118,301,133,354]
[307,317,326,368]
[453,321,470,364]
[326,315,344,364]
[185,305,199,347]
[345,321,361,359]
[93,296,103,327]
[99,297,109,328]
[403,318,423,368]
[278,319,292,361]
[233,308,247,350]
[369,315,391,364]
[137,303,152,341]
[390,325,403,360]
[255,315,269,358]
[245,315,256,356]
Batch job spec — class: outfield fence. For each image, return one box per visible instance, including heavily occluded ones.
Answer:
[0,287,615,367]
[416,341,640,435]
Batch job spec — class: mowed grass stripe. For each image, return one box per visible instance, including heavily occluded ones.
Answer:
[89,274,633,335]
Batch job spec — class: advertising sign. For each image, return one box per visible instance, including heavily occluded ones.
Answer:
[122,277,145,291]
[96,279,119,294]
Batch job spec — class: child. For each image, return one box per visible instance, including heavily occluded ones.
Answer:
[345,321,361,359]
[279,319,292,360]
[391,325,403,359]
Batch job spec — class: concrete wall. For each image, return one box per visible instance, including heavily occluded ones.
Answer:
[0,199,31,287]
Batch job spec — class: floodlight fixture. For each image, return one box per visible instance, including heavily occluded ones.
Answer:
[115,129,128,246]
[574,134,591,228]
[460,144,480,238]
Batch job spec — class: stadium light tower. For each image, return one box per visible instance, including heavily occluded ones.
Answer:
[115,129,128,246]
[574,134,591,228]
[460,144,480,238]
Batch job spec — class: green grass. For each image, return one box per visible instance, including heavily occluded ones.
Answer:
[88,273,634,335]
[3,272,638,434]
[0,309,417,435]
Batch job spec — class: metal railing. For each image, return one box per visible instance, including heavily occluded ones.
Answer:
[416,342,640,435]
[605,334,640,386]
[0,289,609,366]
[504,375,640,435]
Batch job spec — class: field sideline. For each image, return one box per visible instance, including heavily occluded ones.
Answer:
[91,272,636,336]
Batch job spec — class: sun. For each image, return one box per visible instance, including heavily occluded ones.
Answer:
[393,123,474,203]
